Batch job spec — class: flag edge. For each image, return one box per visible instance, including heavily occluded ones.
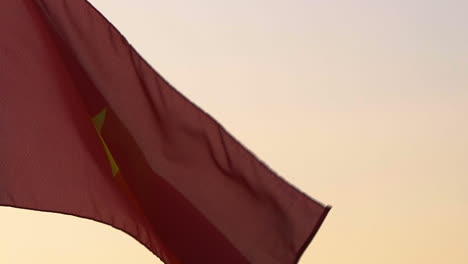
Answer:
[294,205,332,264]
[80,0,329,209]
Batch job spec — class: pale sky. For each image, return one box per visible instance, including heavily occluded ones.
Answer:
[1,0,467,263]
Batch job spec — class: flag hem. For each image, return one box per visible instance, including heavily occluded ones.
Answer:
[294,205,331,264]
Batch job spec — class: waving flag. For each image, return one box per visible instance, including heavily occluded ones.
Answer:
[0,1,330,263]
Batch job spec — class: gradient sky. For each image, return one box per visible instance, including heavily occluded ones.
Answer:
[1,0,467,263]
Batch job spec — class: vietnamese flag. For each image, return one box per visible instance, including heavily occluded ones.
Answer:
[0,1,330,263]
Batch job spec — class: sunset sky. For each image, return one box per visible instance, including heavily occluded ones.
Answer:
[1,0,467,263]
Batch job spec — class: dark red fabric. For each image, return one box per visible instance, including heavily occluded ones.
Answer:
[0,1,330,263]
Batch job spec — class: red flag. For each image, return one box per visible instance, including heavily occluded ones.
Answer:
[0,1,330,263]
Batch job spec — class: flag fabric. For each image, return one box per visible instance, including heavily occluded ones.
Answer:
[0,1,330,263]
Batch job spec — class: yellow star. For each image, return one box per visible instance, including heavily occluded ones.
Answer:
[92,108,119,176]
